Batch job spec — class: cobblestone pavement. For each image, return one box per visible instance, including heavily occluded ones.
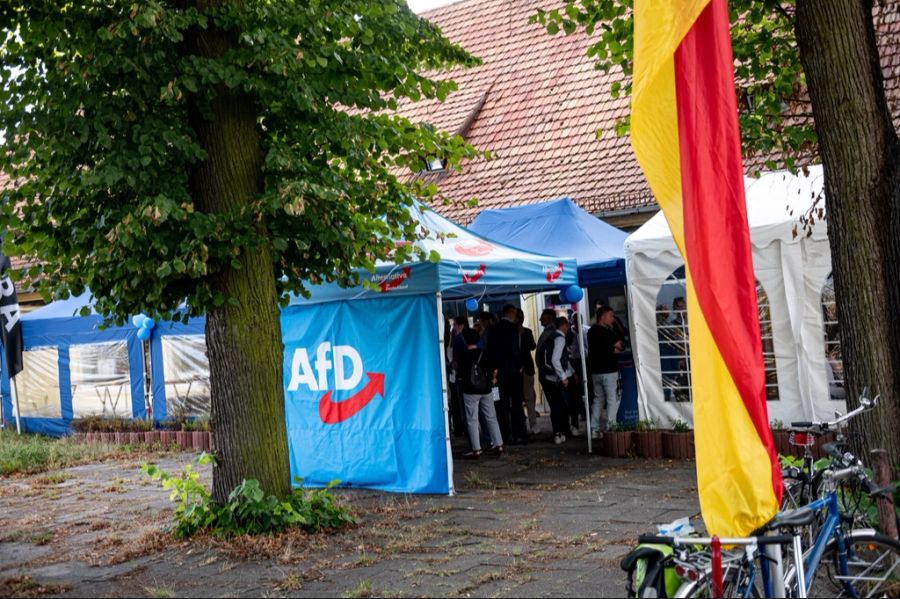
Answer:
[0,434,699,598]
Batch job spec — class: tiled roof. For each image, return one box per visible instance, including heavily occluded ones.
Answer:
[403,0,900,224]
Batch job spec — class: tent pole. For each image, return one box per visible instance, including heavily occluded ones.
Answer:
[436,292,454,496]
[11,376,21,435]
[577,293,592,453]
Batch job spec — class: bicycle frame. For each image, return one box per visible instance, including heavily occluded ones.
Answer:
[784,490,853,597]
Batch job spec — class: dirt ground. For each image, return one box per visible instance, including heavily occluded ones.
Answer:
[0,435,699,598]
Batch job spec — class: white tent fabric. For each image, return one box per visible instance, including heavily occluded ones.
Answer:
[624,165,845,427]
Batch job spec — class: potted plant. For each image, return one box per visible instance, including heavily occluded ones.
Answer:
[602,422,635,458]
[662,418,695,459]
[633,418,663,459]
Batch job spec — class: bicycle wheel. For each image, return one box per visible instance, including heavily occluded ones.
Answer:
[807,532,900,597]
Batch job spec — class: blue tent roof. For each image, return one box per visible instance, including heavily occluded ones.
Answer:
[468,197,629,286]
[290,201,579,304]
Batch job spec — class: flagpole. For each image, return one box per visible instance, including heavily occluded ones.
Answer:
[11,376,21,435]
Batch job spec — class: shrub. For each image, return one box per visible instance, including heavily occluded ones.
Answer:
[670,418,691,433]
[70,417,151,433]
[143,454,357,538]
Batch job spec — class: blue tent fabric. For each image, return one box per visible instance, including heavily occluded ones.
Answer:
[0,293,146,436]
[289,202,579,305]
[468,197,629,286]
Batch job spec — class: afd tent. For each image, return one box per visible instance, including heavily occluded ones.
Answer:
[0,293,146,436]
[282,202,578,494]
[624,166,842,427]
[468,197,629,286]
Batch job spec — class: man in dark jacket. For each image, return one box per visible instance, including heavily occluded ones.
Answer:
[516,308,538,433]
[486,304,528,444]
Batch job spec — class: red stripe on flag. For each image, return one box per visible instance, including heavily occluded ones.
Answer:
[673,0,782,500]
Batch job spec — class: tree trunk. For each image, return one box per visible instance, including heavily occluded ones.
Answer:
[795,0,900,465]
[185,10,291,502]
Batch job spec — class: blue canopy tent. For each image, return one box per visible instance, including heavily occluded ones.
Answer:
[282,202,579,494]
[468,197,629,286]
[0,293,146,436]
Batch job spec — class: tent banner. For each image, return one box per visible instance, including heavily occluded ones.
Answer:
[281,293,449,494]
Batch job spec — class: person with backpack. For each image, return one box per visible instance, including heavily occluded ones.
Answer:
[456,327,504,458]
[538,316,576,445]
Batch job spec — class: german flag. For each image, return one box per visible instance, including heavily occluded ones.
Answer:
[631,0,782,535]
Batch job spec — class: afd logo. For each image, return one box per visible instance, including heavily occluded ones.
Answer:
[287,343,385,425]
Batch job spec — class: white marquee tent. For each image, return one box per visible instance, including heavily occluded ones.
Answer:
[624,165,846,427]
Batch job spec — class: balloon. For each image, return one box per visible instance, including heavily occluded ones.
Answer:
[137,327,151,341]
[131,314,147,328]
[558,287,571,303]
[141,317,156,330]
[564,285,584,303]
[465,298,479,312]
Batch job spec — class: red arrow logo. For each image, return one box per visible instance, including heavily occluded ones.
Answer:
[378,267,411,292]
[318,372,385,424]
[462,264,487,284]
[546,262,564,282]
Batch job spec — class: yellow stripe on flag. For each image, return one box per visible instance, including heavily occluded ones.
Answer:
[686,270,780,536]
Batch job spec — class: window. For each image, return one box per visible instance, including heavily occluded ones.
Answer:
[425,157,444,172]
[821,274,845,400]
[70,341,132,418]
[16,348,61,418]
[162,335,210,418]
[655,267,779,401]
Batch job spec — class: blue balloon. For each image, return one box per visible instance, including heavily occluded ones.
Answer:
[137,327,151,341]
[465,298,479,312]
[564,285,584,304]
[131,314,147,328]
[141,317,156,330]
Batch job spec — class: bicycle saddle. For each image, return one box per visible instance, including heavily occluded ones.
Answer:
[758,507,817,532]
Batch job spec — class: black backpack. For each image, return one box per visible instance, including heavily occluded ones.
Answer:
[469,350,490,392]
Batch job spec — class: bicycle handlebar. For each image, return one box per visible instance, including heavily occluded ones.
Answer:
[789,393,878,431]
[637,534,795,547]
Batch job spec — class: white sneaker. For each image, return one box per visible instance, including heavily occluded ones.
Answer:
[554,433,566,445]
[571,426,583,437]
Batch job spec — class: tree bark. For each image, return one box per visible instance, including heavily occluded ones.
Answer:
[185,9,291,502]
[794,0,900,465]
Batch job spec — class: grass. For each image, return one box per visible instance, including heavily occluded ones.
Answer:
[0,429,144,476]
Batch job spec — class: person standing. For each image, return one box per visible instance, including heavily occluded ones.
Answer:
[456,328,504,458]
[516,308,538,433]
[486,304,528,444]
[588,306,625,438]
[538,316,576,445]
[449,316,470,438]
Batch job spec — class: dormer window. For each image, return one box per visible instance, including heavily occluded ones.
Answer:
[425,157,444,172]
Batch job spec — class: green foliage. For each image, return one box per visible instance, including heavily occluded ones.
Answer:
[610,420,637,432]
[0,429,141,476]
[70,417,153,433]
[636,418,660,432]
[143,453,358,538]
[670,418,691,433]
[530,0,816,172]
[0,1,483,322]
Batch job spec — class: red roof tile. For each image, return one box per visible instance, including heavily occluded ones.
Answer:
[401,0,900,224]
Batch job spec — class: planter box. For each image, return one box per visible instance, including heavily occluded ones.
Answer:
[192,431,210,452]
[160,431,176,448]
[602,431,633,458]
[114,432,129,445]
[70,432,86,444]
[144,431,161,448]
[175,431,192,451]
[634,431,664,459]
[127,432,142,445]
[98,432,116,445]
[662,432,695,459]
